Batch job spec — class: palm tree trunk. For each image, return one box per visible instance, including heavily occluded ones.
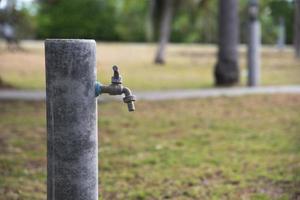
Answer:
[154,0,173,64]
[214,0,239,86]
[295,0,300,58]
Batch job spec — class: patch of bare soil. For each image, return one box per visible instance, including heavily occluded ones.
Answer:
[237,179,300,200]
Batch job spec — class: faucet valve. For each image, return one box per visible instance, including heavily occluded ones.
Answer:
[111,65,122,84]
[95,66,136,112]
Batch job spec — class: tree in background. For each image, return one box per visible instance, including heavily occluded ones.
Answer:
[214,0,239,86]
[277,16,286,50]
[37,0,117,40]
[0,0,35,50]
[35,0,295,46]
[145,0,155,42]
[37,0,147,41]
[154,0,173,64]
[0,0,19,50]
[171,0,216,43]
[295,0,300,58]
[269,0,294,45]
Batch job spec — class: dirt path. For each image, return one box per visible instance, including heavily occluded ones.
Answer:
[1,86,300,102]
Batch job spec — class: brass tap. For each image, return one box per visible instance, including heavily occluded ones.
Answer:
[95,66,136,112]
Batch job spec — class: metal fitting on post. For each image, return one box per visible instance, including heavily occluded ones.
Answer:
[95,81,102,97]
[111,65,122,84]
[95,66,136,112]
[122,87,136,112]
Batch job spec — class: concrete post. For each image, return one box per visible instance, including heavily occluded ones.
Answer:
[45,39,98,200]
[247,0,261,87]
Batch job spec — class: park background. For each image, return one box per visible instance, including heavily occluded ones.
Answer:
[0,0,300,199]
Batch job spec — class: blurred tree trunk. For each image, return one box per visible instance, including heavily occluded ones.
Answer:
[214,0,239,86]
[145,0,156,42]
[295,0,300,58]
[154,0,173,64]
[277,16,286,50]
[2,0,21,51]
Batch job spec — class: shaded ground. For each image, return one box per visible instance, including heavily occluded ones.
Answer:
[0,94,300,199]
[0,77,13,89]
[0,41,299,90]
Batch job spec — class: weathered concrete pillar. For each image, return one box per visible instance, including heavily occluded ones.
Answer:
[247,0,261,87]
[45,39,98,200]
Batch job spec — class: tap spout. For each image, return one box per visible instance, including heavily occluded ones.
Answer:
[122,87,136,112]
[122,87,132,97]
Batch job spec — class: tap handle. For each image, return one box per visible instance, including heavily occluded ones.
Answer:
[111,65,122,84]
[112,65,119,78]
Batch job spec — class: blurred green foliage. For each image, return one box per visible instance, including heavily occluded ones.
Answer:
[2,0,296,44]
[36,0,147,41]
[269,0,295,43]
[0,4,36,39]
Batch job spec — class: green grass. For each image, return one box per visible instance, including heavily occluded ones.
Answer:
[0,42,299,90]
[0,94,300,199]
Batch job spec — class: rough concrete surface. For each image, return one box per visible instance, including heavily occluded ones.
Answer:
[45,39,98,200]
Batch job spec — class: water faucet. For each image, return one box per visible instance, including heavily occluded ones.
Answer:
[95,66,136,112]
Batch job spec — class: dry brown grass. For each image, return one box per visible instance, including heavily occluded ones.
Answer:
[0,41,299,90]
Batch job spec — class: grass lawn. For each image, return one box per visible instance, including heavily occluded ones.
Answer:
[0,94,300,199]
[0,41,299,90]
